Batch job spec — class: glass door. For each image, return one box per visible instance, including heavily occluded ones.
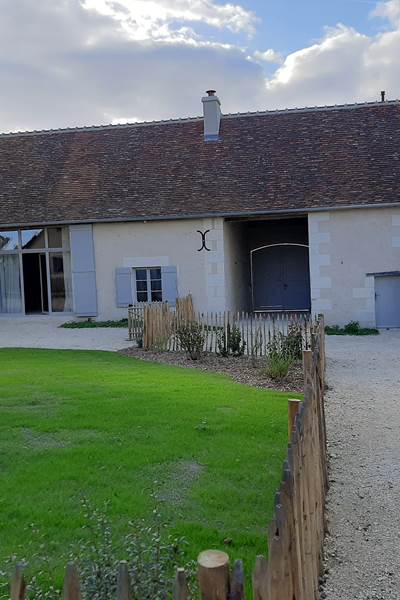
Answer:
[39,253,49,313]
[22,253,49,314]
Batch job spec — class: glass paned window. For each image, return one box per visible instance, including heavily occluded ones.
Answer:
[135,267,163,303]
[21,229,45,250]
[0,231,19,251]
[150,268,162,302]
[49,252,73,312]
[47,227,63,248]
[0,254,22,313]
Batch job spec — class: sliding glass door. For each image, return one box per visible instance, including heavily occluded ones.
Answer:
[0,227,73,315]
[0,254,22,314]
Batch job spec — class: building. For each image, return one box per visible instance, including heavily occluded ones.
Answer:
[0,92,399,327]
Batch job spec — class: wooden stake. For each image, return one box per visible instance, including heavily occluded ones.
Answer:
[198,550,230,599]
[303,349,313,387]
[117,561,131,600]
[173,567,189,600]
[63,563,81,600]
[288,399,301,439]
[10,564,26,600]
[230,560,246,599]
[252,555,268,600]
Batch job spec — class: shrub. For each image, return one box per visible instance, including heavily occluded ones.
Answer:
[176,323,205,360]
[266,352,294,380]
[60,319,129,329]
[283,323,304,360]
[265,323,303,379]
[325,321,379,336]
[267,325,304,362]
[217,324,246,357]
[343,320,361,334]
[0,498,195,600]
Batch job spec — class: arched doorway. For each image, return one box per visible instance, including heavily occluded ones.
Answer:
[251,243,311,311]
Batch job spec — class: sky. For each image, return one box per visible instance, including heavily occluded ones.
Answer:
[1,0,399,132]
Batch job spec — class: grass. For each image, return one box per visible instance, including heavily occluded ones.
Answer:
[60,319,129,328]
[0,349,294,590]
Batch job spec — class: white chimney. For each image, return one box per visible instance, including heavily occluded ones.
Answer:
[201,90,221,141]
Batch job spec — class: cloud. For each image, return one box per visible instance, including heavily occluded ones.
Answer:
[0,0,399,133]
[253,49,283,65]
[264,9,400,109]
[371,0,400,25]
[0,0,263,132]
[82,0,257,42]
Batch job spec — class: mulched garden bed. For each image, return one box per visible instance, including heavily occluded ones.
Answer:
[119,348,304,393]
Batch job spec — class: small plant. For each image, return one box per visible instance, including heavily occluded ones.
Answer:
[176,323,205,360]
[267,324,304,362]
[266,352,294,380]
[265,324,303,380]
[0,498,196,600]
[343,320,361,334]
[283,323,304,360]
[325,321,379,336]
[217,324,246,357]
[60,319,130,329]
[195,419,209,432]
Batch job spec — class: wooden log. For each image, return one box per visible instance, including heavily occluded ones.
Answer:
[63,563,81,600]
[10,564,26,600]
[117,561,131,600]
[173,568,189,600]
[198,549,230,599]
[230,560,245,600]
[252,555,269,600]
[288,399,301,440]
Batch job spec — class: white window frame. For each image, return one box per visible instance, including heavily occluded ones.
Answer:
[133,267,163,303]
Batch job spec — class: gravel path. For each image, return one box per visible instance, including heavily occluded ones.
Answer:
[322,331,400,600]
[0,317,130,351]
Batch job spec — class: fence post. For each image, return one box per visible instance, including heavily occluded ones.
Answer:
[252,555,268,600]
[173,567,189,600]
[10,564,26,600]
[303,350,313,387]
[63,563,81,600]
[198,550,230,599]
[117,561,132,600]
[230,559,245,599]
[288,399,301,439]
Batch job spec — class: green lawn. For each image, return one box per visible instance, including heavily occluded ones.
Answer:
[0,348,293,589]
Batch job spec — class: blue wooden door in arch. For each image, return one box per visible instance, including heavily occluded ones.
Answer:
[252,244,311,311]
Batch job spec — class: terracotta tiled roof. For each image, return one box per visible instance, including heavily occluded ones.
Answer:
[0,101,399,227]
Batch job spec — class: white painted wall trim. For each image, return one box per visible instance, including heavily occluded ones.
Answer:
[122,256,170,268]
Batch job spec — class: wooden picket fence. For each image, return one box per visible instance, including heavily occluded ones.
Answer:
[9,318,326,599]
[128,297,312,356]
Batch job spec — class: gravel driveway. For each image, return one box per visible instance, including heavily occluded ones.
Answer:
[0,317,130,351]
[322,331,400,600]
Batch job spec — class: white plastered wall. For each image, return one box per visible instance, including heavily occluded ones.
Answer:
[308,207,400,326]
[93,218,226,320]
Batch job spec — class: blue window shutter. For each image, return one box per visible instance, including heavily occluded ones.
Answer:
[70,224,98,317]
[116,268,133,307]
[161,266,178,307]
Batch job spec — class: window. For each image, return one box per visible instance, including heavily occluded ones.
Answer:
[0,231,19,251]
[135,267,162,302]
[49,253,73,312]
[0,227,72,315]
[21,229,45,249]
[47,227,63,248]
